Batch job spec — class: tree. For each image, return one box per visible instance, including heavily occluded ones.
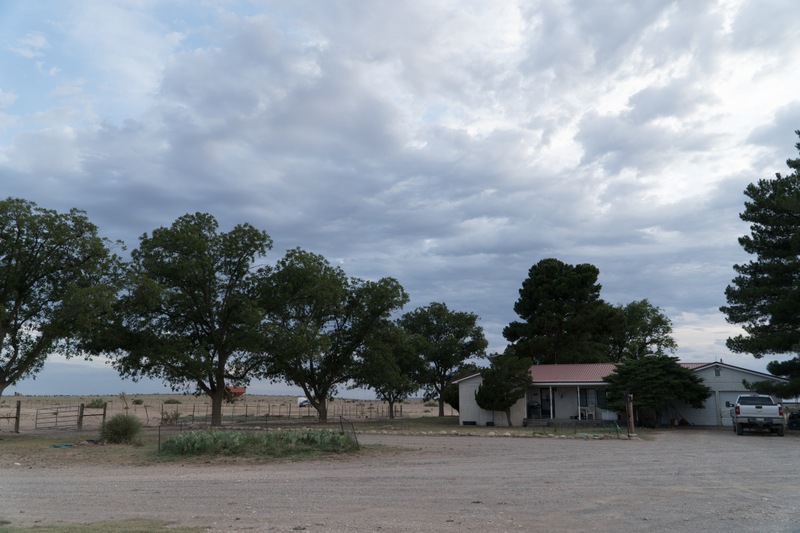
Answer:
[474,354,533,427]
[0,198,118,397]
[503,258,623,364]
[720,131,800,398]
[441,363,480,412]
[602,355,711,428]
[261,248,408,422]
[399,302,488,416]
[351,322,422,419]
[85,213,272,426]
[603,299,677,362]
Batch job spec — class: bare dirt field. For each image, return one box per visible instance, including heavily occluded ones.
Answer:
[1,429,799,532]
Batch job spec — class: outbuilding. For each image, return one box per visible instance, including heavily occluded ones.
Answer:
[454,361,789,427]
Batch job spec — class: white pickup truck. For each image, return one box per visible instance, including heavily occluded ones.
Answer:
[730,394,785,436]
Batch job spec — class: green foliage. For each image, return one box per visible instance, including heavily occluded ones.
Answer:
[474,354,533,427]
[161,428,357,456]
[161,410,181,424]
[503,258,623,364]
[0,197,119,397]
[132,398,144,405]
[84,212,272,426]
[603,355,712,427]
[399,302,488,416]
[100,413,143,444]
[163,398,182,404]
[720,132,800,398]
[603,299,677,362]
[351,322,422,417]
[423,401,438,407]
[85,398,105,409]
[261,248,408,422]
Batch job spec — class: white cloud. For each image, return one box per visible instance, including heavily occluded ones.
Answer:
[9,31,50,58]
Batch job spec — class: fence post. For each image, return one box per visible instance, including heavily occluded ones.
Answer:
[102,402,108,424]
[14,400,21,433]
[192,404,195,424]
[77,404,85,431]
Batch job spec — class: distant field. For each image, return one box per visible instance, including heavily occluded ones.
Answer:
[0,393,456,433]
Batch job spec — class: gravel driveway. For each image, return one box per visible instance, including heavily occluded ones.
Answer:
[1,430,798,532]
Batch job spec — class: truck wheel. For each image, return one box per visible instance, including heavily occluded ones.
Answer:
[736,422,744,435]
[777,425,785,437]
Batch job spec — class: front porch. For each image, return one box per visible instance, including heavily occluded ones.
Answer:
[524,383,619,423]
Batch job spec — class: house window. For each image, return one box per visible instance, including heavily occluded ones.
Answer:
[580,389,597,407]
[714,366,721,377]
[596,390,611,408]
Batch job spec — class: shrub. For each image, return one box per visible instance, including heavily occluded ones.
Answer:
[161,410,181,425]
[424,401,438,407]
[86,398,105,409]
[164,398,182,404]
[100,413,143,444]
[132,398,144,405]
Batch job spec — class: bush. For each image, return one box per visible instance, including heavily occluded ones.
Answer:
[161,428,358,456]
[132,398,144,405]
[100,413,143,444]
[164,398,182,404]
[161,410,181,425]
[86,398,105,409]
[424,401,437,407]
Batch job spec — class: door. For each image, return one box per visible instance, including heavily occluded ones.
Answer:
[541,388,552,418]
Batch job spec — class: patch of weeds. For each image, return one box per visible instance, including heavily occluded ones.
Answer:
[85,398,105,409]
[423,401,438,407]
[160,410,181,425]
[164,398,182,405]
[161,428,358,457]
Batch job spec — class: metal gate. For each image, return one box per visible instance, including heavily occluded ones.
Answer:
[35,405,81,429]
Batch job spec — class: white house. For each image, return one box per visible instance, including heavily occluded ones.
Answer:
[454,361,789,427]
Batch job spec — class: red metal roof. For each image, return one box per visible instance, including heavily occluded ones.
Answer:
[528,364,617,383]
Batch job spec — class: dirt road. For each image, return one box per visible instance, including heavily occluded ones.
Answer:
[1,430,798,532]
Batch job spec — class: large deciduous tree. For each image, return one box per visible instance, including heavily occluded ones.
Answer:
[603,299,677,362]
[602,355,711,428]
[503,258,623,364]
[474,354,533,427]
[720,131,800,398]
[399,302,488,417]
[86,213,272,426]
[261,248,408,422]
[0,198,119,397]
[351,322,422,419]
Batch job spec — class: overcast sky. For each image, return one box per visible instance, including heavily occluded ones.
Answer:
[3,0,800,397]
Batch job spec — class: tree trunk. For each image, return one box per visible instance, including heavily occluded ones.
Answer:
[505,408,513,427]
[388,399,395,419]
[654,407,662,429]
[209,388,225,427]
[317,399,328,423]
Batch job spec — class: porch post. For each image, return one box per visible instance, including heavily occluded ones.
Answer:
[577,385,581,420]
[549,386,553,419]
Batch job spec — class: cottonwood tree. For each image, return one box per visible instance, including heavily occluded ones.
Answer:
[85,213,271,426]
[720,131,800,398]
[399,302,488,417]
[351,322,422,419]
[602,355,711,428]
[0,198,119,397]
[603,299,677,362]
[474,354,532,427]
[261,248,408,422]
[504,258,623,364]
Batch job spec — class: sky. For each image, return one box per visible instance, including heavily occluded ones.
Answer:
[2,0,800,398]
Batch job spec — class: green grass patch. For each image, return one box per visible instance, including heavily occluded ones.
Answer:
[0,518,204,532]
[161,428,358,457]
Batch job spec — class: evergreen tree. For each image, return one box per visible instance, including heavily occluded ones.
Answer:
[720,131,800,397]
[474,354,533,427]
[602,355,711,428]
[504,258,623,364]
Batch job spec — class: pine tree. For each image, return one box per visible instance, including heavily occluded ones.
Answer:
[474,354,532,427]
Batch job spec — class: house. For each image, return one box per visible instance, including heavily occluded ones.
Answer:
[454,361,789,427]
[225,386,246,398]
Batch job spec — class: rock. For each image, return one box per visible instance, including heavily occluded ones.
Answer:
[451,430,458,435]
[502,432,511,437]
[487,431,496,437]
[439,431,447,435]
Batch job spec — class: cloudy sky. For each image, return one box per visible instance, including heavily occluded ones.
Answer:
[3,0,800,397]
